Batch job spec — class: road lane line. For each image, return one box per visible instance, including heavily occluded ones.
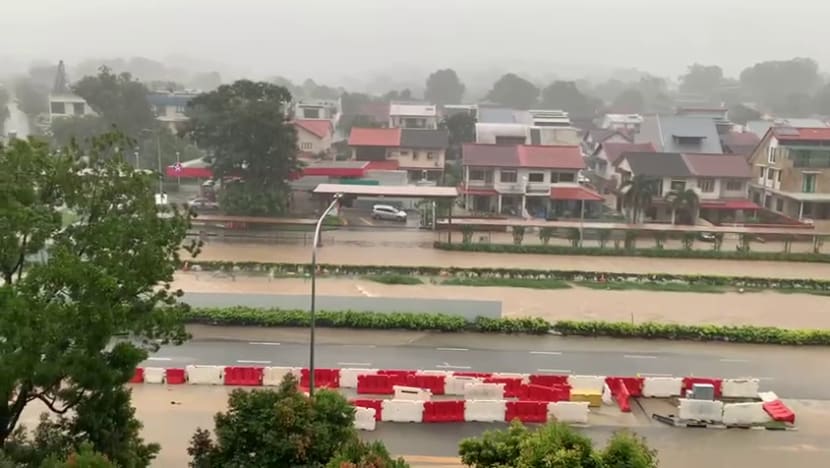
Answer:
[355,285,375,297]
[529,351,562,355]
[436,362,471,370]
[249,342,280,346]
[147,357,172,361]
[359,217,373,225]
[340,344,377,348]
[338,362,372,367]
[720,358,750,363]
[436,347,468,352]
[236,359,271,364]
[536,368,572,373]
[623,354,657,359]
[639,372,673,377]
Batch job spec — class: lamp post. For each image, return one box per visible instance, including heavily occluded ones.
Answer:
[308,193,343,396]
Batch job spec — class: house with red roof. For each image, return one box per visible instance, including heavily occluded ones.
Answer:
[589,142,656,189]
[460,143,602,218]
[348,127,449,182]
[748,126,830,226]
[294,119,335,157]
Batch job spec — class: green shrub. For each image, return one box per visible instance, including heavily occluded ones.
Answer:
[512,225,525,245]
[654,232,667,250]
[362,274,423,285]
[566,227,581,248]
[539,227,554,246]
[442,277,571,290]
[461,225,474,245]
[681,232,696,251]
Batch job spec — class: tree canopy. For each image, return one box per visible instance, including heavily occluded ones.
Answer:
[610,88,645,114]
[539,81,602,119]
[73,67,156,138]
[739,58,821,113]
[0,133,195,464]
[424,69,466,106]
[185,80,299,216]
[486,73,539,109]
[188,375,407,468]
[679,64,726,97]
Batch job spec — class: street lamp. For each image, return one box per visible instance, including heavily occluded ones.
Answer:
[308,192,343,396]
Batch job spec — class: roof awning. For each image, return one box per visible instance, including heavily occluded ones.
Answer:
[461,187,498,196]
[700,199,760,210]
[166,159,213,179]
[550,185,604,201]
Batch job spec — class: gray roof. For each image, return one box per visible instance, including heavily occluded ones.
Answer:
[745,119,829,138]
[636,115,723,154]
[478,107,520,123]
[400,129,449,149]
[620,152,692,177]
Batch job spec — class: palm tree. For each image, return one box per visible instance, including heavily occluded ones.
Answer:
[619,175,659,223]
[665,189,699,225]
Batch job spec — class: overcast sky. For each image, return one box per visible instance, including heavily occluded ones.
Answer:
[3,0,829,83]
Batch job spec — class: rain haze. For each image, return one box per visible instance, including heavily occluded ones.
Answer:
[2,0,830,87]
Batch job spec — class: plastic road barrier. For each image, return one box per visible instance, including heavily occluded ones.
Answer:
[529,374,569,387]
[186,365,224,385]
[357,374,394,395]
[453,371,493,379]
[484,377,523,398]
[642,377,683,397]
[606,377,644,397]
[354,407,377,431]
[464,400,507,422]
[423,400,465,423]
[678,399,724,422]
[567,375,606,393]
[682,377,723,398]
[722,402,771,425]
[301,368,340,389]
[351,399,383,421]
[464,382,505,400]
[223,366,263,386]
[445,376,483,396]
[763,400,796,424]
[407,374,446,395]
[492,372,528,382]
[520,384,570,402]
[263,367,300,386]
[143,367,165,384]
[341,368,378,388]
[129,368,144,383]
[505,401,548,423]
[548,401,590,424]
[381,399,425,422]
[165,368,186,385]
[721,378,760,399]
[393,385,432,401]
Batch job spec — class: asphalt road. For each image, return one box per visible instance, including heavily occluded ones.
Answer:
[141,328,830,399]
[181,291,502,319]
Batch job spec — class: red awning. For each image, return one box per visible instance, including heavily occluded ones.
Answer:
[166,165,213,178]
[301,167,367,178]
[460,186,498,196]
[550,185,604,201]
[700,199,760,210]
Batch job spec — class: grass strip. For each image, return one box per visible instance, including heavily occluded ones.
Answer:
[441,277,572,290]
[573,281,726,294]
[362,274,424,285]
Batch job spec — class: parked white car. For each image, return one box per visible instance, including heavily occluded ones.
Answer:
[371,204,407,222]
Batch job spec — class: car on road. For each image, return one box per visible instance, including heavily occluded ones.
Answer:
[188,197,220,212]
[371,204,407,222]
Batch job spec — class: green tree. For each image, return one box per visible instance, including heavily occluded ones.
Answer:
[185,80,299,216]
[12,77,49,119]
[73,66,156,138]
[440,112,476,161]
[539,81,602,119]
[601,431,658,468]
[50,116,111,147]
[39,443,116,468]
[679,64,726,97]
[740,58,821,113]
[664,189,699,225]
[325,439,409,468]
[188,375,405,468]
[424,69,466,106]
[0,85,10,126]
[459,420,528,468]
[0,134,194,449]
[486,73,539,109]
[619,175,659,223]
[611,88,645,113]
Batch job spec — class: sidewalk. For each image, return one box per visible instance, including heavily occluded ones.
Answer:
[187,239,830,279]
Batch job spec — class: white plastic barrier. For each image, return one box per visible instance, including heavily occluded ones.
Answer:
[642,377,683,397]
[601,383,614,405]
[722,378,760,399]
[341,368,378,388]
[263,367,301,386]
[143,367,166,384]
[354,407,377,431]
[381,399,425,422]
[417,370,451,377]
[722,402,771,425]
[492,372,528,383]
[186,365,224,384]
[758,391,779,403]
[678,399,724,422]
[464,382,505,400]
[464,400,506,422]
[568,375,606,393]
[548,401,590,424]
[445,376,482,396]
[394,385,432,401]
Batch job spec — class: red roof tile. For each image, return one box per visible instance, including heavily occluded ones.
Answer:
[681,153,752,178]
[294,120,333,139]
[365,160,400,170]
[550,185,604,201]
[772,127,830,141]
[348,127,401,147]
[462,144,584,169]
[461,144,519,166]
[601,142,656,164]
[700,199,760,210]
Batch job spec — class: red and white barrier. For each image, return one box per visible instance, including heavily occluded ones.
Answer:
[143,367,166,384]
[568,375,606,393]
[341,368,378,388]
[186,365,224,385]
[464,382,504,399]
[464,400,507,422]
[263,366,300,386]
[394,385,432,400]
[445,375,482,395]
[548,401,590,424]
[722,378,760,399]
[678,399,724,422]
[381,399,424,422]
[722,402,771,425]
[354,406,377,431]
[642,377,683,397]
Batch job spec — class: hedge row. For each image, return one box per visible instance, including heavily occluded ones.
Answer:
[184,307,830,345]
[183,260,830,291]
[433,241,830,263]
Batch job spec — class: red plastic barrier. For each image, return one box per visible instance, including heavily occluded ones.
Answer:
[606,376,644,397]
[224,366,264,386]
[407,374,446,395]
[301,368,340,389]
[129,368,144,383]
[505,401,548,423]
[611,380,632,412]
[520,384,571,402]
[423,400,465,423]
[356,374,394,395]
[377,370,415,386]
[166,368,186,385]
[485,377,523,398]
[453,371,492,379]
[763,400,795,424]
[351,399,383,421]
[529,374,569,387]
[682,377,723,398]
[377,369,417,376]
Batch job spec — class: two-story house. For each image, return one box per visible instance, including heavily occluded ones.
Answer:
[589,142,656,190]
[295,99,340,121]
[294,120,334,158]
[600,114,643,133]
[748,127,830,227]
[147,91,198,132]
[636,115,724,154]
[460,143,602,218]
[388,103,438,129]
[348,127,449,182]
[48,93,96,122]
[475,107,580,146]
[614,152,757,223]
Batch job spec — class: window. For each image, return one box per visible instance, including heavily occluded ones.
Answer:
[426,152,435,160]
[803,174,817,193]
[528,172,545,183]
[50,102,66,114]
[552,172,575,183]
[303,108,320,119]
[776,198,784,212]
[768,146,777,163]
[399,150,410,157]
[697,178,715,193]
[725,179,744,191]
[175,104,186,113]
[300,142,313,151]
[73,103,85,115]
[412,152,419,160]
[495,136,525,145]
[500,170,517,183]
[670,180,686,191]
[469,169,485,180]
[767,169,775,180]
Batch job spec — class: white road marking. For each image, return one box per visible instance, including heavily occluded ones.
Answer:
[355,285,375,297]
[436,362,472,370]
[529,351,562,355]
[436,347,468,352]
[338,362,372,367]
[249,342,280,346]
[147,357,172,361]
[759,377,775,381]
[340,344,377,348]
[638,372,674,377]
[536,368,572,374]
[720,358,750,363]
[236,359,271,364]
[623,354,657,359]
[359,217,373,226]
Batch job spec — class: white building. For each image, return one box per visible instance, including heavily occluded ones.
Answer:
[48,93,96,122]
[147,91,198,132]
[600,114,643,132]
[388,103,438,129]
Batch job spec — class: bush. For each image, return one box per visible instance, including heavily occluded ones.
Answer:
[442,277,571,290]
[362,274,423,285]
